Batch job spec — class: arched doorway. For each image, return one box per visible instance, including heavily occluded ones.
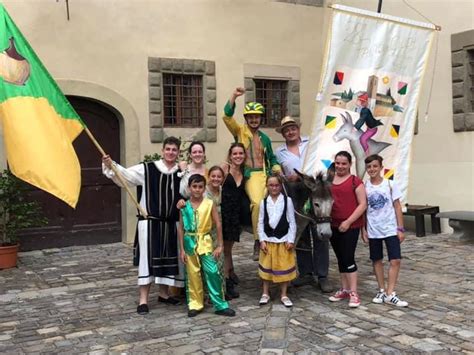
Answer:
[19,96,122,250]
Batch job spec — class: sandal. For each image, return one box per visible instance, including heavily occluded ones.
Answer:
[259,294,270,305]
[281,296,293,308]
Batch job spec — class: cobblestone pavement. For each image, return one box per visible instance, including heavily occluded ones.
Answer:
[0,232,473,354]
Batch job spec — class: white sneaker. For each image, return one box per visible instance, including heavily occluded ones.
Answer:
[384,292,408,307]
[372,289,387,304]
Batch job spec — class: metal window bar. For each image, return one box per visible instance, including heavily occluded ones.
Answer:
[163,74,203,127]
[254,79,288,127]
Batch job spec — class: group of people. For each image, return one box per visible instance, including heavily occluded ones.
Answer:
[101,87,408,318]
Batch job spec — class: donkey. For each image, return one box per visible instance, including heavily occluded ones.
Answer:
[283,170,334,245]
[333,111,391,178]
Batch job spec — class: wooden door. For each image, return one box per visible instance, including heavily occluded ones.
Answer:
[19,96,122,250]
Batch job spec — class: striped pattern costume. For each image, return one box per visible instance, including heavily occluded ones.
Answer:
[103,160,184,287]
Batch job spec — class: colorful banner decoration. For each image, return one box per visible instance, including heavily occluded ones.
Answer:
[0,4,84,207]
[303,4,436,202]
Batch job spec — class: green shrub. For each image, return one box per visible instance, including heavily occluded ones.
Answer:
[0,170,47,246]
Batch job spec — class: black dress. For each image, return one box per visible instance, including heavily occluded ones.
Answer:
[221,172,250,242]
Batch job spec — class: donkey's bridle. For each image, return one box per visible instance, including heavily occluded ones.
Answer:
[313,216,332,224]
[292,204,332,225]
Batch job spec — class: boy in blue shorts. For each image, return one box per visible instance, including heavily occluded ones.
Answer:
[361,154,408,307]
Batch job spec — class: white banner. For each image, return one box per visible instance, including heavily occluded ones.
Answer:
[303,5,435,203]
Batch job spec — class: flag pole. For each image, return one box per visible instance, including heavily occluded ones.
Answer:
[377,0,383,13]
[83,127,148,218]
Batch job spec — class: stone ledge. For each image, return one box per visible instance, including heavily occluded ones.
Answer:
[273,0,324,7]
[451,29,474,52]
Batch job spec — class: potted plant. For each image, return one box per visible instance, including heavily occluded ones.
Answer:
[0,169,47,269]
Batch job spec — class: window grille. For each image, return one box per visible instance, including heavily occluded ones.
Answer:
[254,79,288,127]
[163,74,203,127]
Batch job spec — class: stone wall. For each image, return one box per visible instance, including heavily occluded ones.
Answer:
[451,30,474,132]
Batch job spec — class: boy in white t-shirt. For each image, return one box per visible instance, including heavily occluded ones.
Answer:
[361,155,408,307]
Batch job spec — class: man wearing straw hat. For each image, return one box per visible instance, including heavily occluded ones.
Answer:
[275,117,332,293]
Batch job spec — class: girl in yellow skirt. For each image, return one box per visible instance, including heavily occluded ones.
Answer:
[257,175,297,307]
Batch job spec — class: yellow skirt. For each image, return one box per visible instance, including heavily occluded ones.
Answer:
[258,242,297,283]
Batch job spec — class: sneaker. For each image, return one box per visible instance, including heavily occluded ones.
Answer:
[348,292,361,308]
[328,289,350,302]
[372,289,387,304]
[384,292,408,307]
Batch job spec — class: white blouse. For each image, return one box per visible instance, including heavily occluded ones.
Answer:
[102,160,180,211]
[257,194,296,244]
[102,159,179,187]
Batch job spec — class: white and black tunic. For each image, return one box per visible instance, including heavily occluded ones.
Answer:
[103,160,184,286]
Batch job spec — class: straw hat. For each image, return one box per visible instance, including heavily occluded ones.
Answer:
[275,116,301,133]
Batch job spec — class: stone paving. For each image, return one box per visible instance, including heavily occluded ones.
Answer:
[0,231,473,354]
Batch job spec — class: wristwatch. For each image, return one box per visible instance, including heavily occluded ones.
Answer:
[397,227,406,232]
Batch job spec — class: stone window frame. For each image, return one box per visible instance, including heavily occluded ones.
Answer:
[148,57,217,142]
[243,63,300,143]
[451,29,474,132]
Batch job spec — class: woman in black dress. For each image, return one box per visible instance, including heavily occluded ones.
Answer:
[220,142,249,299]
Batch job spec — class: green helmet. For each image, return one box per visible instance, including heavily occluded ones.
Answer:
[244,102,265,115]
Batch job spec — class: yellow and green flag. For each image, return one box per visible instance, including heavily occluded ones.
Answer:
[0,4,84,208]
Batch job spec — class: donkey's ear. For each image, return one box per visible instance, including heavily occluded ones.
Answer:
[294,169,317,190]
[326,171,335,183]
[326,163,335,183]
[345,111,352,122]
[294,169,304,178]
[341,112,348,123]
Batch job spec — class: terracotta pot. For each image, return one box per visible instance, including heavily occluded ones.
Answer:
[0,243,19,269]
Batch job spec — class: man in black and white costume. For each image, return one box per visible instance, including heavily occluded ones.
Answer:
[102,136,184,314]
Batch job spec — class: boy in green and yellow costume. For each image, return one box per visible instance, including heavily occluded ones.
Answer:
[223,87,281,260]
[178,174,235,317]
